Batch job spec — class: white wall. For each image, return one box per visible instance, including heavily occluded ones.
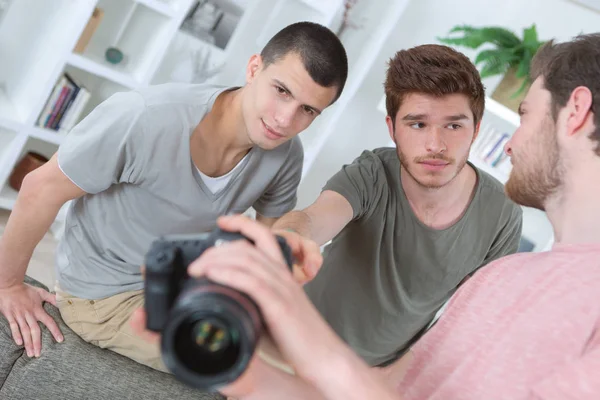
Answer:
[297,0,600,208]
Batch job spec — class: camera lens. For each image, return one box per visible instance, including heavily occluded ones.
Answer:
[192,318,236,354]
[171,314,241,377]
[161,280,262,390]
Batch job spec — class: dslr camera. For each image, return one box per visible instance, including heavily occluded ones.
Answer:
[144,228,293,391]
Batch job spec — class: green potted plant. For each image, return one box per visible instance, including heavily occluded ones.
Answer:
[438,24,546,112]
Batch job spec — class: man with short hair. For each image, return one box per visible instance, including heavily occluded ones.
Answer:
[272,44,523,366]
[133,34,600,399]
[0,21,348,371]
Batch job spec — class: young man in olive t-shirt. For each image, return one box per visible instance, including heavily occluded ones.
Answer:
[272,44,523,366]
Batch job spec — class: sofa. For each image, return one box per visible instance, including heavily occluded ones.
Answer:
[0,276,224,400]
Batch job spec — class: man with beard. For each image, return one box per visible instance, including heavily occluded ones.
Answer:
[132,33,600,400]
[271,44,523,367]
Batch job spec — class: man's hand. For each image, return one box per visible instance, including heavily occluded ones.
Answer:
[0,283,63,357]
[267,228,323,284]
[190,215,344,380]
[130,215,374,398]
[131,306,268,398]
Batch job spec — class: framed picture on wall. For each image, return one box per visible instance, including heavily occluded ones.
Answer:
[568,0,600,13]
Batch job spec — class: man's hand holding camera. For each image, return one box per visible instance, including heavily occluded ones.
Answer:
[131,215,354,398]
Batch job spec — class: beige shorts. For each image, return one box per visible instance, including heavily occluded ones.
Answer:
[55,284,167,372]
[55,284,294,379]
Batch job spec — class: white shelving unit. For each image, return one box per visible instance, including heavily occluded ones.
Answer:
[377,95,554,252]
[0,0,232,238]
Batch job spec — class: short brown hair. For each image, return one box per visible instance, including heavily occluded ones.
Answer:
[530,33,600,154]
[261,22,348,103]
[384,44,485,127]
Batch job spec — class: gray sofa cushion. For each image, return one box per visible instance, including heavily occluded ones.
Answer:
[0,277,224,400]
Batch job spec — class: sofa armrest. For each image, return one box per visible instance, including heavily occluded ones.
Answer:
[0,277,224,399]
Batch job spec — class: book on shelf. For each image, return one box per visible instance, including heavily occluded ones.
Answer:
[36,73,91,133]
[73,7,104,54]
[470,122,513,176]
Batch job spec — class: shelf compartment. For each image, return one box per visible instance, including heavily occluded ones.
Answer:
[135,0,179,17]
[0,0,96,125]
[151,29,226,85]
[75,0,174,85]
[67,53,139,89]
[29,127,65,146]
[0,136,57,210]
[59,65,130,130]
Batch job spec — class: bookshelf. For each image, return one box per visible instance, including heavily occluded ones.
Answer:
[376,96,554,253]
[0,0,220,239]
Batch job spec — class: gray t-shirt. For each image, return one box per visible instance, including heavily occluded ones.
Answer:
[304,148,522,366]
[56,83,303,299]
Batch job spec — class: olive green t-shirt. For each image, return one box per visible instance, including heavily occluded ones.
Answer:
[304,148,523,366]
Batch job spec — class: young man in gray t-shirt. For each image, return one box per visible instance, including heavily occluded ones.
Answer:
[0,22,347,370]
[273,44,523,367]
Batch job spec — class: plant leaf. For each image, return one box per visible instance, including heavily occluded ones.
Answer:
[475,48,520,70]
[480,27,521,48]
[480,57,508,78]
[511,76,530,98]
[515,48,532,79]
[522,24,539,49]
[438,25,522,50]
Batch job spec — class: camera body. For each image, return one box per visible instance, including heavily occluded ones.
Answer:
[144,228,293,391]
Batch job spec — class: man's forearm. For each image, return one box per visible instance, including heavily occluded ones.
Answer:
[272,210,313,239]
[306,345,400,400]
[0,177,64,287]
[236,359,326,400]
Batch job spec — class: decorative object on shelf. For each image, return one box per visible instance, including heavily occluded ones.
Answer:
[105,47,124,64]
[9,152,50,191]
[171,45,225,84]
[438,24,547,113]
[336,0,361,37]
[180,0,242,50]
[181,0,223,46]
[73,7,104,54]
[102,2,140,66]
[568,0,600,13]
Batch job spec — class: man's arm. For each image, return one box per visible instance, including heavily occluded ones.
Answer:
[256,213,278,228]
[171,215,399,400]
[0,154,86,355]
[272,190,354,246]
[0,155,85,285]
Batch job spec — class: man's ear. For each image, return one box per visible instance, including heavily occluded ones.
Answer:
[472,120,481,143]
[386,115,396,143]
[566,86,594,137]
[246,54,263,84]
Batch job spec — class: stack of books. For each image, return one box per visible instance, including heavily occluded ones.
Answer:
[470,122,513,176]
[36,73,91,133]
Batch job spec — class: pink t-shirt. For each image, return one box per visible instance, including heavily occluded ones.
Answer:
[397,243,600,400]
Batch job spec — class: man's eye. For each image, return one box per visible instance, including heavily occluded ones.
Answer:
[303,106,315,116]
[448,123,462,130]
[275,86,286,94]
[410,122,425,129]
